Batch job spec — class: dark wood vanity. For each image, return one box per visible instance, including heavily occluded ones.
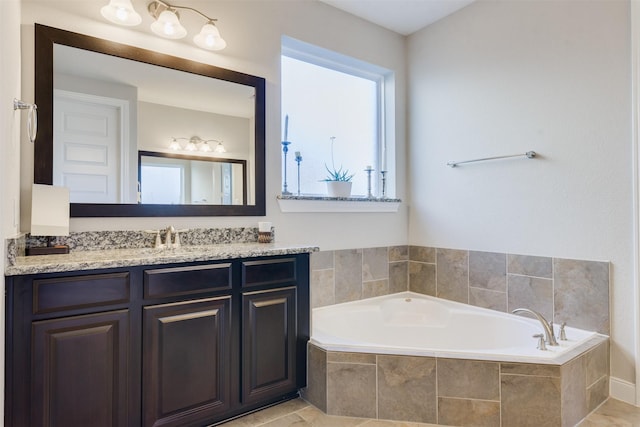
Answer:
[5,253,310,426]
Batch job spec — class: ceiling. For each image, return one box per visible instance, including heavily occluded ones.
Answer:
[318,0,476,35]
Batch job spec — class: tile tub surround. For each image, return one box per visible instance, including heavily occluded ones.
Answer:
[304,339,609,427]
[310,246,609,335]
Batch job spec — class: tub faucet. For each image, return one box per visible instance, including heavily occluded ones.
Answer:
[512,308,559,346]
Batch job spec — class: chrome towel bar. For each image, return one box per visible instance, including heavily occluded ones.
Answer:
[447,151,536,168]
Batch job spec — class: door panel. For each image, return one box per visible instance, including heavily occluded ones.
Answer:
[242,287,297,405]
[143,297,231,427]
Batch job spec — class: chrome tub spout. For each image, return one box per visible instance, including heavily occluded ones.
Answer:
[512,308,559,346]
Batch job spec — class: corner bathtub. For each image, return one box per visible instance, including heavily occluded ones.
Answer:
[310,291,600,365]
[306,292,609,426]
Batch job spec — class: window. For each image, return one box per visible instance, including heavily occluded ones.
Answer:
[281,37,393,199]
[140,164,183,204]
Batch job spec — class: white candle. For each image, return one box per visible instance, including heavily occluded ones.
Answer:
[284,115,289,141]
[366,165,373,171]
[258,222,272,232]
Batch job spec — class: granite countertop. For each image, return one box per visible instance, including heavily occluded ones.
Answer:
[5,242,319,276]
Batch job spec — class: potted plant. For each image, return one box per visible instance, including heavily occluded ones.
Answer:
[323,137,354,198]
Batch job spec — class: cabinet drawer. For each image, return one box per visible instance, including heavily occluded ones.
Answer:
[33,272,130,314]
[144,263,232,299]
[242,258,296,288]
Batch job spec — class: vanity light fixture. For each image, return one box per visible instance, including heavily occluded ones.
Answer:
[100,0,226,50]
[148,0,226,49]
[101,0,142,26]
[169,136,225,153]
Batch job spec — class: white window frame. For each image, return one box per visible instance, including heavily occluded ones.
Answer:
[278,36,398,213]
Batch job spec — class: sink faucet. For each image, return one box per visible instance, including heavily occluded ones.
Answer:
[164,226,175,247]
[512,308,559,346]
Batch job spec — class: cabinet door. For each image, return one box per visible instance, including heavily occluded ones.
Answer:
[31,310,130,427]
[143,297,231,427]
[242,287,297,405]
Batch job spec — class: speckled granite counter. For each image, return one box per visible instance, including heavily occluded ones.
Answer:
[6,242,319,276]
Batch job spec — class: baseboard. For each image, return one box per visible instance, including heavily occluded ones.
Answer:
[610,376,636,405]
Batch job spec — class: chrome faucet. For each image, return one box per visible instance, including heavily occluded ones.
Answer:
[164,226,175,246]
[512,308,559,346]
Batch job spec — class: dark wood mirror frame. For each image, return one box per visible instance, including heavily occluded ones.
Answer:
[34,24,266,217]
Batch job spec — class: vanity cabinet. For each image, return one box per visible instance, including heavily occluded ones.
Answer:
[5,253,310,427]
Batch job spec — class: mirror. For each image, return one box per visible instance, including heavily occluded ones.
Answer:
[139,151,247,205]
[34,24,265,217]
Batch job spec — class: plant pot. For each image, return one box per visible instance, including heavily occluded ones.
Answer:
[326,181,352,198]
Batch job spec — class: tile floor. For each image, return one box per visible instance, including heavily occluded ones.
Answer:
[219,397,640,427]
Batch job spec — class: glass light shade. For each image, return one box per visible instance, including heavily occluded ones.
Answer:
[185,141,197,151]
[200,142,212,152]
[193,23,227,51]
[101,0,142,26]
[150,10,187,39]
[214,142,226,153]
[168,138,181,150]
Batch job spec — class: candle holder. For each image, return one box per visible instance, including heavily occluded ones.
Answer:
[281,141,291,195]
[365,166,374,199]
[381,170,388,199]
[295,151,303,196]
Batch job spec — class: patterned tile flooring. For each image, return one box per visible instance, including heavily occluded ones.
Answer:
[219,397,640,427]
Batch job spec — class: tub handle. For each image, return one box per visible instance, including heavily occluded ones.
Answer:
[559,322,567,341]
[533,333,547,351]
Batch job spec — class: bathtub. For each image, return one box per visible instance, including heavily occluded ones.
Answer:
[311,291,601,365]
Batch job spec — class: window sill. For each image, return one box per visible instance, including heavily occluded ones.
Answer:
[276,195,401,213]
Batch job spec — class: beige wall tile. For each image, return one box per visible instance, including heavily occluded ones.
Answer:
[586,340,609,387]
[335,249,363,303]
[507,275,553,321]
[409,261,436,295]
[389,261,408,293]
[501,374,561,427]
[303,344,327,412]
[507,254,552,278]
[328,352,376,364]
[409,245,435,263]
[561,356,587,427]
[436,248,469,303]
[500,363,560,377]
[377,355,437,424]
[554,258,609,334]
[587,375,609,413]
[363,247,389,281]
[469,251,506,292]
[311,268,335,308]
[469,287,507,312]
[327,363,377,418]
[389,245,409,262]
[312,250,334,270]
[437,359,500,400]
[438,397,500,427]
[363,279,389,298]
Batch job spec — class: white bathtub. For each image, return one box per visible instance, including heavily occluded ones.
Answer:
[311,291,602,365]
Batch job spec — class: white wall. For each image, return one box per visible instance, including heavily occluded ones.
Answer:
[408,0,634,386]
[1,0,22,420]
[19,0,408,250]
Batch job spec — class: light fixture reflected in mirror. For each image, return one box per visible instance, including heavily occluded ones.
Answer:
[101,0,226,50]
[101,0,142,26]
[169,136,225,154]
[214,141,226,153]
